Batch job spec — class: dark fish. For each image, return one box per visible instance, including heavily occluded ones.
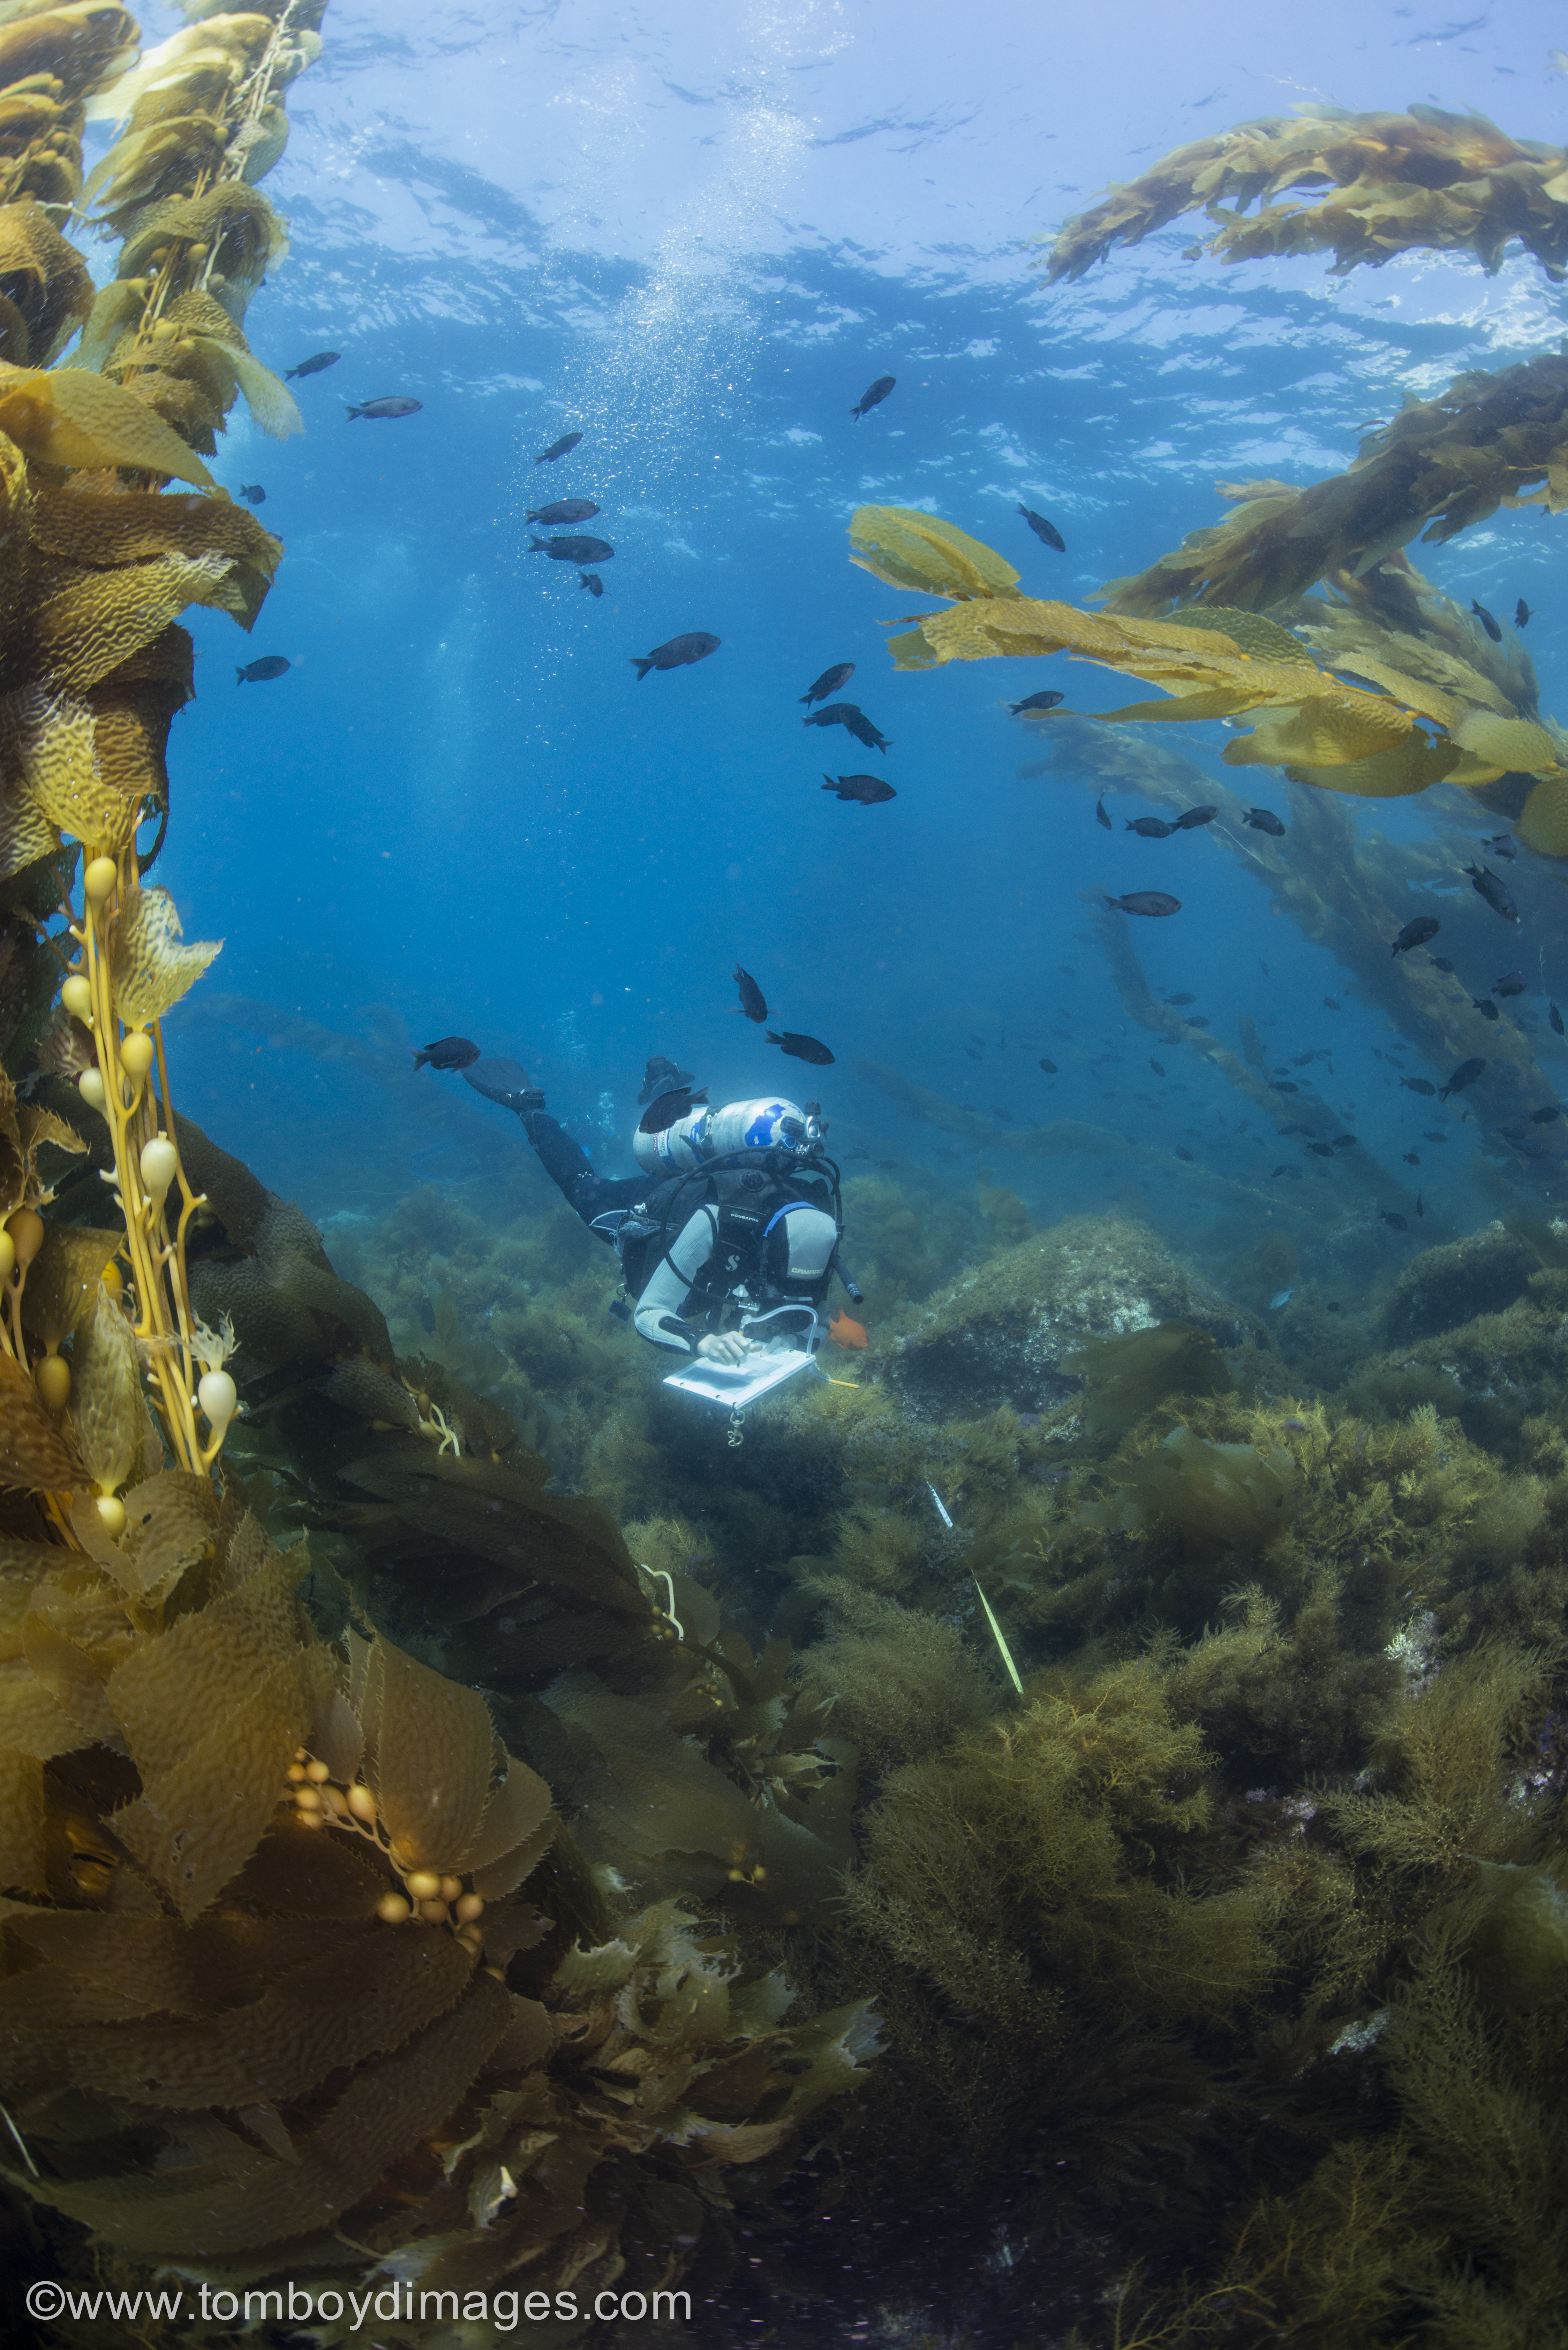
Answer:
[1403,1152,1421,1165]
[631,632,720,680]
[1324,996,1341,1010]
[1175,805,1218,830]
[578,572,603,596]
[1308,1142,1335,1158]
[1126,816,1174,838]
[535,431,583,463]
[236,656,289,684]
[1440,1057,1486,1100]
[801,663,855,707]
[1533,1105,1563,1123]
[1271,1081,1300,1094]
[1425,1130,1446,1143]
[1391,915,1439,956]
[1381,1210,1409,1231]
[767,1029,834,1066]
[1401,1077,1437,1096]
[1430,956,1456,974]
[1163,992,1196,1006]
[1018,504,1066,553]
[345,395,422,420]
[529,534,613,563]
[990,1107,1013,1122]
[1331,1134,1358,1148]
[1493,969,1527,997]
[850,374,895,420]
[969,1034,985,1046]
[1241,807,1286,836]
[525,498,600,526]
[1482,832,1518,862]
[1039,1058,1058,1073]
[734,965,767,1024]
[285,350,339,379]
[1515,600,1532,629]
[1271,1164,1301,1179]
[1095,798,1112,831]
[238,482,266,504]
[802,702,891,753]
[413,1035,480,1072]
[1186,1014,1210,1028]
[964,1046,983,1061]
[823,772,896,804]
[1174,1146,1193,1163]
[1555,1004,1566,1037]
[1105,892,1180,917]
[1150,1059,1165,1078]
[1471,599,1502,642]
[1466,862,1519,922]
[1472,998,1500,1022]
[1417,1194,1425,1217]
[1009,690,1065,715]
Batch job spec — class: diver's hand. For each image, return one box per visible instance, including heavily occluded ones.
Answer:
[696,1331,752,1366]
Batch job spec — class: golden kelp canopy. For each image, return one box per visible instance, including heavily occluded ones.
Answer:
[850,504,1021,601]
[1043,103,1568,284]
[1102,353,1568,619]
[853,506,1493,800]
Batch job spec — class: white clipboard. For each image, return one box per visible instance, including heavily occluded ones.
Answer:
[663,1350,814,1409]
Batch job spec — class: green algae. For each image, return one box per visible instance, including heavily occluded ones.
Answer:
[148,1136,1568,2345]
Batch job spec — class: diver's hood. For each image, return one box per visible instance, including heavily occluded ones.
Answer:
[638,1055,699,1106]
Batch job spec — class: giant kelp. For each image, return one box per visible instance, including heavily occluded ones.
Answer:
[1042,102,1568,285]
[1099,353,1568,625]
[851,515,1490,802]
[0,1500,875,2311]
[1022,713,1568,1203]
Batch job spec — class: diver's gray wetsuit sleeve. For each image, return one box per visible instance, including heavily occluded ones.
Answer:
[633,1207,715,1352]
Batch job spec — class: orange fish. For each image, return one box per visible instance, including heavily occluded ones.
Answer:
[829,1309,867,1349]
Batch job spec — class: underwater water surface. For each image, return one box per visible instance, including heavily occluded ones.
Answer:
[16,3,1568,2347]
[147,0,1568,1256]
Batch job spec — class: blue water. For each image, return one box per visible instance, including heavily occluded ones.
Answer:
[124,0,1568,1256]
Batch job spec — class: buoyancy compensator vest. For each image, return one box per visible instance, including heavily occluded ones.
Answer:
[593,1147,843,1327]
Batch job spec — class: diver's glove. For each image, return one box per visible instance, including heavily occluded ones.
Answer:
[463,1057,546,1117]
[695,1331,753,1365]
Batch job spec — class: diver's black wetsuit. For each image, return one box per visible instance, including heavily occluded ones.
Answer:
[519,1107,641,1228]
[461,1054,643,1229]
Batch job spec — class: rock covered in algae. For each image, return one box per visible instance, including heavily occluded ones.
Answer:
[1380,1225,1542,1347]
[883,1211,1257,1420]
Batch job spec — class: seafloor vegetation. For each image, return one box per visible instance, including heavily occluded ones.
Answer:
[3,7,1568,2347]
[258,1145,1568,2347]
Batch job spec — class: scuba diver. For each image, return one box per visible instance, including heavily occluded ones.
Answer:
[461,1052,855,1364]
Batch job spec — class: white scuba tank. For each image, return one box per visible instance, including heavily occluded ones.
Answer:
[703,1098,806,1156]
[631,1096,806,1178]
